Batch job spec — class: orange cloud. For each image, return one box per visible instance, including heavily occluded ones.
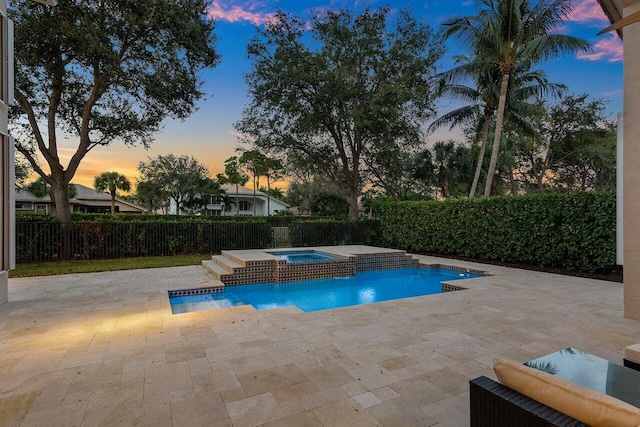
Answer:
[577,34,623,62]
[208,1,275,25]
[568,0,608,23]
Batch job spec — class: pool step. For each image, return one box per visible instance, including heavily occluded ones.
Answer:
[212,255,244,270]
[201,260,234,281]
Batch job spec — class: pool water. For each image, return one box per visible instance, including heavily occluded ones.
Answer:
[170,267,481,314]
[271,251,337,263]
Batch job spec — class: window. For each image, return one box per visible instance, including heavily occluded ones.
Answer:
[238,201,251,211]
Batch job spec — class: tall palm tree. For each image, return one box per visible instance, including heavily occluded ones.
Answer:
[443,0,590,197]
[94,171,131,214]
[222,156,249,216]
[431,59,565,197]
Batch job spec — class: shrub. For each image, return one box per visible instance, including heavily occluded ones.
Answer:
[375,192,616,272]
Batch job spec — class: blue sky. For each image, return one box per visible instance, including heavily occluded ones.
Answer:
[65,0,623,188]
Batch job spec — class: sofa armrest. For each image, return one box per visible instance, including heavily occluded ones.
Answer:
[624,359,640,372]
[469,376,589,427]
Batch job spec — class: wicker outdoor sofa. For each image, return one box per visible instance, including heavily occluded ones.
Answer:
[469,349,640,427]
[470,376,589,426]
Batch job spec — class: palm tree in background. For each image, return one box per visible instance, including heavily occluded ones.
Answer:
[94,171,131,214]
[443,0,590,197]
[220,157,249,215]
[431,58,565,197]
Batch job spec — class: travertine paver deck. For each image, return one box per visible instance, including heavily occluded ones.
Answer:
[1,255,637,426]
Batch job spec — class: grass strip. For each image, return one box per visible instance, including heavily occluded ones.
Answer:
[10,254,207,278]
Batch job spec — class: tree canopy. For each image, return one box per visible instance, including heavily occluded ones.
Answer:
[10,0,219,222]
[236,7,444,222]
[137,154,216,215]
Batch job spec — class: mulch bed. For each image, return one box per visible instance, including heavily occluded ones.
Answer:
[418,252,623,283]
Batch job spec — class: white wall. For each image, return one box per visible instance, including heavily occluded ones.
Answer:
[0,0,12,304]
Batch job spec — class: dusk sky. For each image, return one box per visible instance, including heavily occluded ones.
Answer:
[52,0,623,190]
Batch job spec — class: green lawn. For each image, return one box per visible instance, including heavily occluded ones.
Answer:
[10,254,207,278]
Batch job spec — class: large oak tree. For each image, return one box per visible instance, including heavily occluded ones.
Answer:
[10,0,219,222]
[236,7,444,222]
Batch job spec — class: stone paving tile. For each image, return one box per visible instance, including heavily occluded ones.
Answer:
[353,391,384,408]
[312,397,380,426]
[225,392,285,427]
[237,363,308,397]
[170,392,228,426]
[262,410,323,427]
[1,260,638,426]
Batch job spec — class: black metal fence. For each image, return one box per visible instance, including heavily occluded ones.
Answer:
[15,220,380,263]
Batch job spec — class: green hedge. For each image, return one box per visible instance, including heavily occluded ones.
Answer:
[375,192,616,272]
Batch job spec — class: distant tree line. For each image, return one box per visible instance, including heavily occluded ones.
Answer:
[13,0,614,227]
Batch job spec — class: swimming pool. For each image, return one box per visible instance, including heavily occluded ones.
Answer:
[170,267,481,314]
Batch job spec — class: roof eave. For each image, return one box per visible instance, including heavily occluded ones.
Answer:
[597,0,625,38]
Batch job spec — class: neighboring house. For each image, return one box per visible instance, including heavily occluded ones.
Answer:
[15,183,146,214]
[205,184,289,216]
[166,184,289,216]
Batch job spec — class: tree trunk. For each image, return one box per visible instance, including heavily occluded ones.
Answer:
[483,72,511,198]
[235,184,240,216]
[52,183,72,260]
[253,176,257,216]
[52,183,72,223]
[469,112,492,198]
[537,173,544,193]
[347,189,359,223]
[438,165,449,199]
[266,178,271,216]
[110,191,116,214]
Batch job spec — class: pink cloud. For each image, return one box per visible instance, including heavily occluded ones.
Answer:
[568,0,609,23]
[577,34,623,62]
[208,1,275,25]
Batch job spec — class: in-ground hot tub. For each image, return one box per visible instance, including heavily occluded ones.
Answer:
[269,250,339,263]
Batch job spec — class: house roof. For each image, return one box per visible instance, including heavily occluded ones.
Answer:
[597,0,640,39]
[16,183,147,212]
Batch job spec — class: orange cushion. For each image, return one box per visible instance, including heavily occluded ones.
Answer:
[494,358,640,427]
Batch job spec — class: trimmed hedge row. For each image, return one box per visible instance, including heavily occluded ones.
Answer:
[375,192,616,272]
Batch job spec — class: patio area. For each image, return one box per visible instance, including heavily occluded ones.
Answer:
[0,255,637,427]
